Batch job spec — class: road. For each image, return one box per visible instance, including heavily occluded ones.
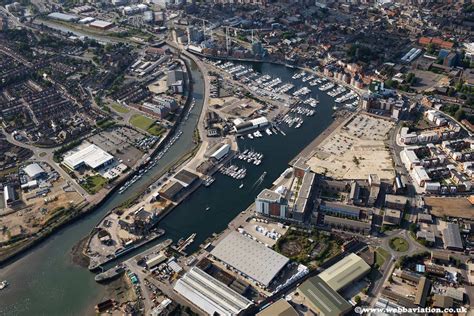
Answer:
[1,128,90,198]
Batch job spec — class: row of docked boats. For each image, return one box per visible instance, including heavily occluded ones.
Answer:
[237,149,263,166]
[209,60,360,108]
[118,129,184,194]
[219,165,246,180]
[290,106,315,117]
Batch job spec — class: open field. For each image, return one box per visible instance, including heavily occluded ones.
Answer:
[129,114,155,130]
[129,114,164,136]
[111,103,130,114]
[81,175,108,194]
[307,113,395,180]
[425,196,473,218]
[147,124,166,137]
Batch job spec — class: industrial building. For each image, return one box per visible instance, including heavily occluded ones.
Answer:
[318,253,371,292]
[173,267,252,316]
[442,222,463,251]
[23,163,46,180]
[3,185,18,207]
[173,169,199,188]
[210,144,230,162]
[256,299,298,316]
[146,254,167,269]
[233,117,269,134]
[63,144,114,171]
[47,12,80,22]
[414,276,431,307]
[89,20,114,30]
[445,287,464,302]
[298,276,352,316]
[210,231,289,287]
[159,180,185,201]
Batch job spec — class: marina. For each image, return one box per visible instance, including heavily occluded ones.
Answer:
[118,129,185,195]
[0,60,356,316]
[237,149,264,166]
[219,165,247,180]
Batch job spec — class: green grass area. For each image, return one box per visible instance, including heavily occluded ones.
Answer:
[39,152,47,157]
[389,237,409,252]
[147,124,166,137]
[111,103,130,114]
[80,175,108,194]
[129,114,155,131]
[375,247,389,267]
[129,114,165,136]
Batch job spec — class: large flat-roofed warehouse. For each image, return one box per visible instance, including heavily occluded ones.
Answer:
[318,253,370,292]
[173,169,199,187]
[63,144,114,170]
[210,231,289,287]
[298,276,352,316]
[173,267,252,316]
[23,163,46,179]
[256,299,298,316]
[159,180,185,201]
[442,222,463,251]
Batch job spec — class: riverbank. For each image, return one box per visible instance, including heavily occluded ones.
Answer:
[0,57,338,316]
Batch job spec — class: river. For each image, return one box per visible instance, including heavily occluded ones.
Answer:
[0,61,339,315]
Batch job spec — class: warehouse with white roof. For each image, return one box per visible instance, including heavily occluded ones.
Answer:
[23,163,46,179]
[210,231,289,287]
[174,267,252,316]
[210,144,230,161]
[63,144,114,171]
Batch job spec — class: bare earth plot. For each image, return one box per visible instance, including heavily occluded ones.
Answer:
[425,197,473,218]
[307,113,395,180]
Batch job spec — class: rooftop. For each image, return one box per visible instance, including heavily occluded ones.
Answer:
[174,267,252,316]
[23,163,45,178]
[298,276,352,316]
[318,253,371,292]
[210,231,289,286]
[257,189,284,203]
[63,144,114,170]
[414,277,431,307]
[442,222,463,250]
[174,169,199,187]
[256,299,298,316]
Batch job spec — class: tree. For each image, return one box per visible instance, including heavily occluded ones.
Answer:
[355,296,362,304]
[454,108,466,121]
[409,223,418,233]
[405,73,416,85]
[426,43,436,54]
